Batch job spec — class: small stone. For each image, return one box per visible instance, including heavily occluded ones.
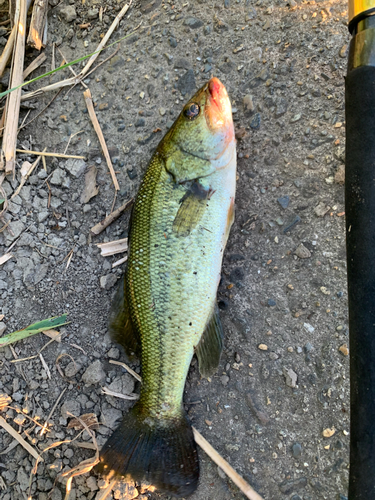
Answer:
[61,399,81,419]
[283,367,297,388]
[101,407,123,430]
[17,468,29,491]
[339,344,349,356]
[258,344,268,351]
[82,360,105,386]
[322,427,336,438]
[159,107,166,116]
[243,94,254,113]
[139,91,145,99]
[65,159,86,178]
[290,113,302,123]
[4,220,25,245]
[267,299,276,307]
[339,44,348,58]
[50,168,65,186]
[283,215,301,233]
[277,196,290,209]
[275,97,288,116]
[65,361,80,378]
[250,113,261,130]
[320,286,330,295]
[60,5,77,22]
[112,482,138,500]
[292,442,302,458]
[0,322,6,336]
[335,164,345,185]
[184,17,204,29]
[279,477,307,495]
[87,8,99,19]
[177,69,196,96]
[169,36,177,48]
[107,347,120,359]
[100,274,118,290]
[220,375,229,386]
[295,243,311,259]
[86,477,98,492]
[314,201,330,217]
[135,118,145,127]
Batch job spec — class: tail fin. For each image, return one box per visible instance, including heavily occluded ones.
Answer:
[96,405,199,497]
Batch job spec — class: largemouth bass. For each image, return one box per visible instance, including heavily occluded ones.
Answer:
[97,77,236,497]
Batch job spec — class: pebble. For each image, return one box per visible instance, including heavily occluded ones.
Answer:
[135,118,145,127]
[314,201,330,217]
[250,113,261,130]
[292,442,302,458]
[275,97,288,116]
[258,344,268,351]
[159,107,166,116]
[176,69,196,96]
[87,8,99,19]
[322,427,336,438]
[277,196,290,209]
[82,360,105,386]
[100,274,118,290]
[221,375,229,386]
[0,322,6,336]
[339,344,349,356]
[169,36,177,48]
[283,215,301,234]
[65,159,86,178]
[65,361,80,378]
[243,94,254,113]
[339,44,348,58]
[290,113,302,123]
[59,5,77,22]
[184,17,204,29]
[267,299,276,307]
[101,407,123,430]
[112,482,138,500]
[295,243,311,259]
[60,399,81,419]
[283,367,297,388]
[279,477,307,494]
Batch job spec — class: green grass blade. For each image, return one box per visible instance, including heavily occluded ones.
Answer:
[0,29,139,100]
[0,314,69,348]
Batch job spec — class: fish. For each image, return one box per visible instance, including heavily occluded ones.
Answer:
[96,77,236,497]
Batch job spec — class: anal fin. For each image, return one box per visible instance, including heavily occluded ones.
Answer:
[108,275,141,359]
[195,303,224,378]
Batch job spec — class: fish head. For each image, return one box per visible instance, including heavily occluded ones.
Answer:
[162,77,235,183]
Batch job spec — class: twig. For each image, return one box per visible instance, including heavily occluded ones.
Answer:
[40,387,67,436]
[27,0,48,50]
[0,25,16,78]
[112,255,127,268]
[0,415,43,462]
[11,153,43,199]
[90,198,133,236]
[96,238,128,257]
[83,88,119,191]
[0,253,13,266]
[23,52,47,80]
[192,428,264,500]
[109,359,142,382]
[16,149,85,159]
[63,130,84,155]
[57,47,87,89]
[1,0,27,176]
[102,386,139,400]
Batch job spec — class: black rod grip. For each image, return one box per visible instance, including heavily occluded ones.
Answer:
[346,65,375,499]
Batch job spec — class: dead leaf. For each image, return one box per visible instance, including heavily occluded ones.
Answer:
[80,165,99,204]
[67,413,99,431]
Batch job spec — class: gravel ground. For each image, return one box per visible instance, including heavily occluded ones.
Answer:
[0,1,350,499]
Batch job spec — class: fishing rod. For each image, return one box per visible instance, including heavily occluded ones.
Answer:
[346,1,375,498]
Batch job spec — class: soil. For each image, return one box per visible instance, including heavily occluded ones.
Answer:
[0,1,350,499]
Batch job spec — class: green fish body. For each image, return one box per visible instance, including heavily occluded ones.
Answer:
[97,78,236,497]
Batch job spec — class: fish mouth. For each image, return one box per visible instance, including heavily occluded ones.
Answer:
[205,77,233,132]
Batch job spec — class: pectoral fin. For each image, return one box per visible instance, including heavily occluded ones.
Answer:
[108,275,141,358]
[195,303,224,378]
[173,181,213,237]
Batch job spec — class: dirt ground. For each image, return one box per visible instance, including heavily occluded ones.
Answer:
[0,0,351,499]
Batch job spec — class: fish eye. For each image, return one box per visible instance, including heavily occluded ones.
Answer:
[183,103,200,120]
